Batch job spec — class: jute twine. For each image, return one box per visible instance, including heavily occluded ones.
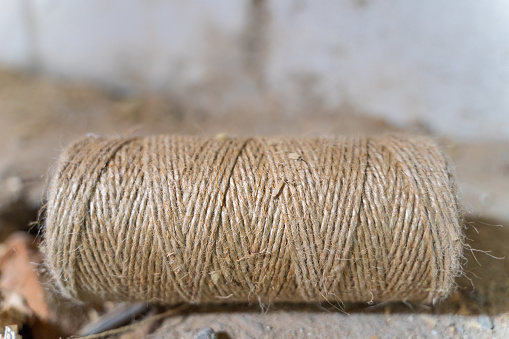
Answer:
[43,134,463,305]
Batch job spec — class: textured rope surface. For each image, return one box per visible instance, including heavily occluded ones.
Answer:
[43,134,462,304]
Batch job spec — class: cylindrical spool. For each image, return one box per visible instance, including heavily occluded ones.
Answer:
[44,135,462,304]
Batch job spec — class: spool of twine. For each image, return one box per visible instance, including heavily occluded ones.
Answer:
[43,134,462,305]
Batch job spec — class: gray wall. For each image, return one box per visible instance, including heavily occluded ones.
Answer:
[1,0,508,140]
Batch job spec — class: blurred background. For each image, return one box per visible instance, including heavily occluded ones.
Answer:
[0,0,509,338]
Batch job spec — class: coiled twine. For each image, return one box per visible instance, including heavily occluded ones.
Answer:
[43,135,462,304]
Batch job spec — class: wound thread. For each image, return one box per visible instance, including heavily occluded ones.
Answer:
[43,134,463,304]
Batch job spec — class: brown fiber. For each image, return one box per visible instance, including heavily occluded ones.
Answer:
[43,134,463,304]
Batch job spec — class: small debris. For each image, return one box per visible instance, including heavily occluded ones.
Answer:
[465,318,482,331]
[0,292,28,332]
[0,233,63,338]
[77,302,151,336]
[192,327,217,339]
[2,325,21,339]
[0,233,48,320]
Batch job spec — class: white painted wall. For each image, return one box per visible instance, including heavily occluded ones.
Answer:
[1,0,509,140]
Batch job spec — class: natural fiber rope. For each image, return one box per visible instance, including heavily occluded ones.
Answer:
[43,134,462,305]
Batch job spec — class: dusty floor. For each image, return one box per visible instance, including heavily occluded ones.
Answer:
[0,69,508,338]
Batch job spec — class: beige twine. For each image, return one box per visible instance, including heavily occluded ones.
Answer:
[43,134,463,305]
